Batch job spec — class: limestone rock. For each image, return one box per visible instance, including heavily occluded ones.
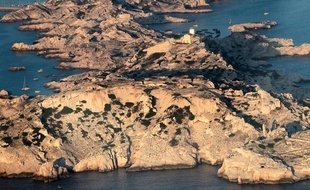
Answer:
[218,148,296,184]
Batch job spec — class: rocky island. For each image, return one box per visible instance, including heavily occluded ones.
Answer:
[0,0,310,184]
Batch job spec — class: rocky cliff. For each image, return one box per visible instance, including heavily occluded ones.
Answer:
[0,0,310,185]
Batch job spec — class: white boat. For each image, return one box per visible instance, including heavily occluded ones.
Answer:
[35,90,40,94]
[33,77,39,81]
[264,8,269,16]
[21,77,30,91]
[38,68,43,73]
[229,17,232,25]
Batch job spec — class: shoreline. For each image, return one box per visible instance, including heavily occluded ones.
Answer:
[0,0,309,185]
[0,6,21,12]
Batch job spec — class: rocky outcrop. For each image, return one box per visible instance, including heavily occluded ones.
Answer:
[228,21,277,32]
[1,35,309,184]
[123,0,212,13]
[134,14,189,24]
[205,32,310,100]
[218,128,310,184]
[0,0,310,185]
[7,66,26,71]
[218,147,297,184]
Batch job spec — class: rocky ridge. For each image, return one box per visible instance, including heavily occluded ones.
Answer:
[0,0,310,185]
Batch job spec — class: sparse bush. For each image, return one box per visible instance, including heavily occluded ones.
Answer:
[83,109,93,116]
[141,119,150,127]
[104,104,111,112]
[160,123,167,130]
[67,123,74,131]
[267,143,274,148]
[2,137,12,146]
[145,109,156,118]
[75,107,83,113]
[125,102,134,108]
[81,129,88,138]
[22,138,32,146]
[169,138,179,146]
[108,94,116,100]
[59,106,74,114]
[258,144,266,149]
[175,128,181,135]
[54,113,61,119]
[0,125,9,131]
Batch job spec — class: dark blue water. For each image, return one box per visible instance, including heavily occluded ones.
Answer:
[1,0,310,189]
[0,0,46,7]
[1,165,310,190]
[0,11,83,96]
[149,0,310,82]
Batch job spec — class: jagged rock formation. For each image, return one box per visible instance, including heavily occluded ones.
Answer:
[0,0,310,185]
[205,32,310,100]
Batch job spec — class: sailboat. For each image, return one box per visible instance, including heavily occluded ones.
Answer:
[21,77,30,91]
[229,17,232,25]
[264,8,269,16]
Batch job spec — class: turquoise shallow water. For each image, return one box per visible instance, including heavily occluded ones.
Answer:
[0,0,310,189]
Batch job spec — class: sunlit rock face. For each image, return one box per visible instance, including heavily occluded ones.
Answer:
[0,0,309,184]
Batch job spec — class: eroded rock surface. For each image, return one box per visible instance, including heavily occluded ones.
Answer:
[0,0,310,185]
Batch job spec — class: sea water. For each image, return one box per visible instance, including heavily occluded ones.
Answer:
[149,0,310,83]
[1,164,310,190]
[0,11,83,96]
[1,0,310,189]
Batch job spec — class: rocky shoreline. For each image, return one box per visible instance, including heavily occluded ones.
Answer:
[0,0,310,184]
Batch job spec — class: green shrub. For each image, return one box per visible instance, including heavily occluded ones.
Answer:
[175,128,181,135]
[97,121,104,125]
[22,132,28,136]
[42,107,57,118]
[169,138,179,146]
[143,88,153,95]
[267,143,274,148]
[67,123,74,131]
[141,119,150,127]
[108,94,116,100]
[59,106,74,114]
[125,102,134,108]
[274,138,283,142]
[30,108,37,113]
[0,125,9,131]
[2,137,12,145]
[160,123,167,130]
[172,92,181,98]
[81,129,88,138]
[113,128,122,133]
[22,138,32,146]
[145,109,156,118]
[54,113,61,119]
[83,109,93,116]
[126,111,132,118]
[258,144,266,149]
[75,107,83,113]
[104,104,111,112]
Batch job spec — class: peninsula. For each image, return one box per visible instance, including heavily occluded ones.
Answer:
[0,0,309,184]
